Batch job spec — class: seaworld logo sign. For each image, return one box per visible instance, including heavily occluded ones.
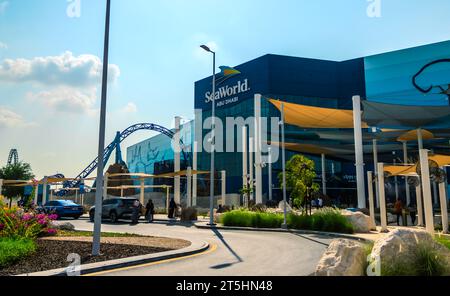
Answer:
[205,79,250,104]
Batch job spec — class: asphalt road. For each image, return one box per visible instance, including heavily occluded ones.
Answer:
[69,218,333,276]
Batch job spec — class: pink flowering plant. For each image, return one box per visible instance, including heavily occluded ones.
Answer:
[0,200,58,239]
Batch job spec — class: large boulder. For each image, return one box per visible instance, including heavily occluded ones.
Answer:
[180,207,198,222]
[315,239,366,276]
[369,228,450,272]
[50,221,75,231]
[341,210,376,233]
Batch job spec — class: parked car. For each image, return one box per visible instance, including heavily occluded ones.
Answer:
[44,200,84,219]
[89,197,142,223]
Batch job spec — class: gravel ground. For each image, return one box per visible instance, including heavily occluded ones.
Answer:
[0,237,191,276]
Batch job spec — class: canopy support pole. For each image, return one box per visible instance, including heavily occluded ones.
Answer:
[416,183,424,226]
[221,170,226,206]
[140,179,145,205]
[42,177,48,206]
[433,182,439,207]
[174,116,181,205]
[439,170,449,233]
[403,141,411,205]
[0,179,3,197]
[281,103,288,229]
[419,149,435,234]
[254,94,263,205]
[166,186,170,213]
[417,128,424,150]
[249,137,254,201]
[242,126,248,206]
[353,95,366,209]
[367,171,376,229]
[268,147,273,201]
[75,189,78,204]
[373,139,380,208]
[193,142,198,207]
[34,184,39,205]
[321,154,327,196]
[187,167,192,207]
[394,159,399,201]
[377,163,388,232]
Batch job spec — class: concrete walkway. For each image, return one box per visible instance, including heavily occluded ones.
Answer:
[69,216,334,276]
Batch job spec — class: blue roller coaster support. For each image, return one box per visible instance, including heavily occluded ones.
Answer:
[114,131,125,165]
[58,123,191,196]
[7,149,19,165]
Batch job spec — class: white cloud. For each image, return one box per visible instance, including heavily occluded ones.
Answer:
[26,87,98,115]
[0,1,8,15]
[0,51,120,87]
[122,102,137,113]
[0,106,29,128]
[0,42,7,50]
[193,39,219,60]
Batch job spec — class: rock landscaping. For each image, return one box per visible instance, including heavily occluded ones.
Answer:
[315,239,367,276]
[315,228,450,276]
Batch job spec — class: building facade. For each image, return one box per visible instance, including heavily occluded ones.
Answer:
[127,40,450,205]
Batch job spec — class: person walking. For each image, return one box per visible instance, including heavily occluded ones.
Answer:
[168,198,176,219]
[408,203,417,226]
[394,199,403,226]
[318,197,324,209]
[131,199,141,225]
[145,199,155,223]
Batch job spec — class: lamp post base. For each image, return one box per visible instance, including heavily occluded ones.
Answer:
[207,223,217,227]
[281,223,288,230]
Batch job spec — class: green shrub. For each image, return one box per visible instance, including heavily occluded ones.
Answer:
[221,210,283,228]
[221,208,353,234]
[0,238,36,268]
[435,235,450,250]
[287,214,312,230]
[312,208,354,234]
[382,242,450,276]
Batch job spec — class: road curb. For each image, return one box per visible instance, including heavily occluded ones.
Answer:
[16,240,210,277]
[194,222,372,242]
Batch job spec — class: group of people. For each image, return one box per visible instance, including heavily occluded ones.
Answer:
[130,197,179,225]
[130,199,155,225]
[311,197,324,209]
[393,198,418,226]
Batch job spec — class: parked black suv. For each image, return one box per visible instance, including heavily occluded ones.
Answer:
[89,198,141,223]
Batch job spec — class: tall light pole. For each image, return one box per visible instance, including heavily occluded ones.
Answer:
[281,103,287,229]
[200,45,216,226]
[92,0,111,256]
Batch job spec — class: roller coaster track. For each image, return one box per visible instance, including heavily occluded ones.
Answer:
[58,123,190,196]
[7,149,19,165]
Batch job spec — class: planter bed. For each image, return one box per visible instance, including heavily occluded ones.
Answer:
[0,235,190,276]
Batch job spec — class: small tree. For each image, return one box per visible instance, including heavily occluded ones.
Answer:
[278,154,319,211]
[0,162,35,207]
[239,179,254,208]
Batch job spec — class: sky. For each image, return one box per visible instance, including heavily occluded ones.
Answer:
[1,0,450,179]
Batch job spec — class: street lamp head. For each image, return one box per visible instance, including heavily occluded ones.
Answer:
[200,45,214,53]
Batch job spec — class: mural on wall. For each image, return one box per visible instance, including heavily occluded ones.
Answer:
[126,121,194,181]
[412,59,450,104]
[364,41,450,106]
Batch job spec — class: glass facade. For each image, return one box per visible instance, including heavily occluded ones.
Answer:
[126,41,450,204]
